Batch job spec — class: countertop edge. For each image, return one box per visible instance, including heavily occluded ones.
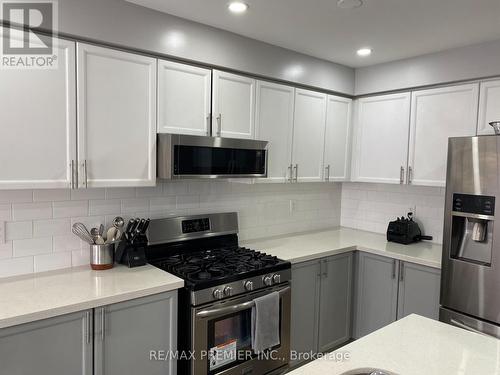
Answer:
[0,279,184,329]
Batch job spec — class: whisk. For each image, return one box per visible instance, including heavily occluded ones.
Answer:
[72,222,94,244]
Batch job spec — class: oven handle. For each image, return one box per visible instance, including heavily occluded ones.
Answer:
[196,287,290,319]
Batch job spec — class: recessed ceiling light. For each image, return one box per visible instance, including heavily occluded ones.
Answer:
[228,2,249,13]
[337,0,363,9]
[357,48,372,57]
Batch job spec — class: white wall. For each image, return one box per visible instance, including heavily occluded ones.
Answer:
[355,39,500,95]
[0,181,341,278]
[341,183,445,244]
[41,0,354,94]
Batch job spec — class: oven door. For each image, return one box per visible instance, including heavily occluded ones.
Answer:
[191,284,290,375]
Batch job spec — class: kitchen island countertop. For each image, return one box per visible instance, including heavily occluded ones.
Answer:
[287,314,500,375]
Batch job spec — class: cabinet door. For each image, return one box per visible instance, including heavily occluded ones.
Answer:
[408,84,479,187]
[290,260,320,367]
[318,253,353,352]
[0,33,76,189]
[397,262,441,320]
[255,81,294,182]
[212,70,255,139]
[354,253,399,339]
[351,93,411,184]
[0,310,92,375]
[95,291,177,375]
[477,80,500,135]
[77,43,156,188]
[158,60,211,136]
[324,95,352,181]
[292,89,327,182]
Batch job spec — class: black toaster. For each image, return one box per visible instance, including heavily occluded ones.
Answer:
[386,213,432,245]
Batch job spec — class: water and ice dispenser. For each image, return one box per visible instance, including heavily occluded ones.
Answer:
[450,193,495,265]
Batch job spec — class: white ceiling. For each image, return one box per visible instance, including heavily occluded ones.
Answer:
[127,0,500,68]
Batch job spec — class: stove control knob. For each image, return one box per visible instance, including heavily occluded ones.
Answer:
[223,286,233,297]
[263,275,273,286]
[213,289,223,300]
[244,281,254,291]
[272,274,281,284]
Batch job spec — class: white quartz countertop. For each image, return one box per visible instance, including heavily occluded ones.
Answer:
[243,227,442,268]
[0,264,183,329]
[287,314,500,375]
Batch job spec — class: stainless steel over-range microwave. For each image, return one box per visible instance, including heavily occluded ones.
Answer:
[157,134,268,179]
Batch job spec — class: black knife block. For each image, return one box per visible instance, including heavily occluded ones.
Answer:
[115,235,148,268]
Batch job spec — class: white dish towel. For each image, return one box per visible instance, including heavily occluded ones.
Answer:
[251,291,280,353]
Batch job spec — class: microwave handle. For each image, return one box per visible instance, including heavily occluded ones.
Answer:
[196,287,290,319]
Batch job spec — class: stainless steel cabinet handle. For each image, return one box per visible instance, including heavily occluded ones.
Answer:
[322,259,328,277]
[84,160,88,188]
[392,259,396,279]
[100,307,105,341]
[206,114,211,135]
[408,166,413,184]
[325,165,330,182]
[399,261,404,282]
[84,311,91,344]
[293,164,298,182]
[287,164,293,182]
[400,166,405,184]
[450,319,489,336]
[70,160,75,189]
[216,113,222,136]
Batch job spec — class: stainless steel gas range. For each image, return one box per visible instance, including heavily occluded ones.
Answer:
[146,212,291,375]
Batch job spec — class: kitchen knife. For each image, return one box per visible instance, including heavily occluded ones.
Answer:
[140,219,150,235]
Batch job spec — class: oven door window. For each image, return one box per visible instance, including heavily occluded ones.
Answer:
[207,309,254,373]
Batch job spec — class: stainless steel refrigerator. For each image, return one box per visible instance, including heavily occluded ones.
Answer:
[440,134,500,338]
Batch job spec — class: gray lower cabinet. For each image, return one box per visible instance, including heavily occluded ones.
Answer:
[396,261,441,320]
[0,290,177,375]
[0,310,92,375]
[290,253,353,367]
[94,291,178,375]
[354,252,441,339]
[318,253,353,352]
[290,259,320,367]
[353,252,399,339]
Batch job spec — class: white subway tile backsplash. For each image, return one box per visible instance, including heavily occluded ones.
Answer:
[5,221,32,240]
[53,235,82,252]
[121,198,149,213]
[89,199,121,216]
[0,242,13,259]
[105,187,136,199]
[53,200,88,218]
[34,218,70,237]
[0,204,12,221]
[71,188,105,200]
[0,190,32,204]
[34,252,72,273]
[33,189,71,202]
[13,237,52,257]
[341,182,445,243]
[0,181,342,278]
[12,202,52,221]
[0,256,33,277]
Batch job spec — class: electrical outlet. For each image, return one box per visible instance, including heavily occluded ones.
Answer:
[0,221,4,244]
[408,206,417,216]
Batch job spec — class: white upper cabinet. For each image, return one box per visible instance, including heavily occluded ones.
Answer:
[408,84,479,187]
[324,95,352,182]
[0,34,76,189]
[292,89,327,182]
[478,80,500,135]
[77,43,157,188]
[212,70,256,139]
[352,93,411,184]
[255,81,295,182]
[157,60,211,136]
